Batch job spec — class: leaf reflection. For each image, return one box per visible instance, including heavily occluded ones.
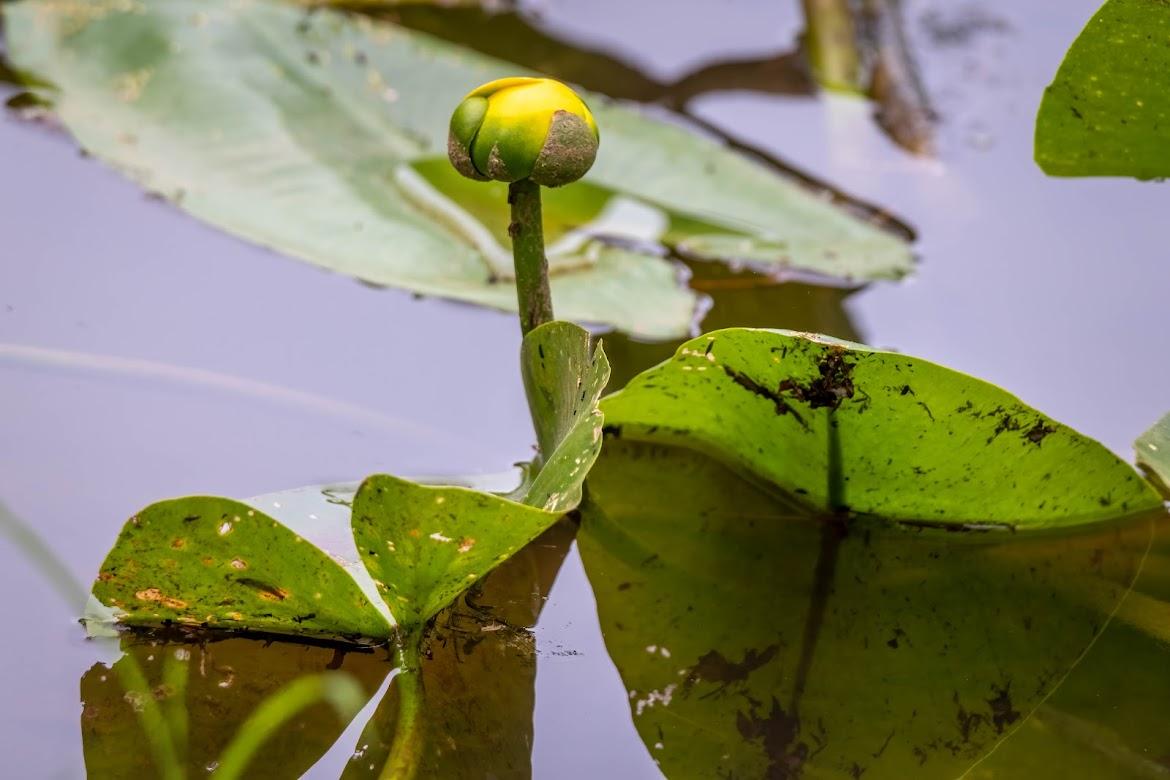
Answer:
[579,439,1160,778]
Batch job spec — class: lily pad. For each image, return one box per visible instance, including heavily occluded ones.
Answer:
[600,328,1162,527]
[578,439,1158,778]
[1035,0,1170,179]
[3,0,912,338]
[92,321,607,638]
[1135,410,1170,499]
[342,518,577,779]
[92,495,393,642]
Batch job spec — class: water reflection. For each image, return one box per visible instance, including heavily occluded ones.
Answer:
[79,519,575,779]
[81,637,388,779]
[579,439,1163,778]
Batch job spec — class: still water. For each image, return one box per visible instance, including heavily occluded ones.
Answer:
[1,0,1168,777]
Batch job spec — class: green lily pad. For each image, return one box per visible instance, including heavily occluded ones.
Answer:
[350,475,563,630]
[601,328,1162,527]
[93,495,393,641]
[3,0,912,338]
[1136,411,1170,499]
[354,321,607,629]
[579,438,1158,778]
[1035,0,1170,179]
[341,518,576,779]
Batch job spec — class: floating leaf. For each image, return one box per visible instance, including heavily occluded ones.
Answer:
[354,322,607,629]
[1135,410,1170,499]
[93,496,392,641]
[1035,0,1170,179]
[342,518,576,779]
[81,636,388,779]
[579,439,1158,778]
[351,475,562,629]
[3,0,912,338]
[601,328,1162,526]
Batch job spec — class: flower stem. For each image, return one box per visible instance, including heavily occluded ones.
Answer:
[507,178,554,336]
[379,640,425,780]
[801,0,863,93]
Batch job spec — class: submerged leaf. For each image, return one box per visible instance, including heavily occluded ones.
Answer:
[1135,411,1170,499]
[1035,0,1170,179]
[579,439,1157,778]
[3,0,912,338]
[93,496,392,641]
[601,328,1162,527]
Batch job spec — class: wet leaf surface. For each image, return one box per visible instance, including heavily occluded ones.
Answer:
[601,328,1162,527]
[3,0,912,338]
[1136,410,1170,499]
[93,496,392,642]
[1035,0,1170,179]
[81,635,389,779]
[518,320,610,511]
[92,322,605,639]
[342,518,576,779]
[579,439,1159,778]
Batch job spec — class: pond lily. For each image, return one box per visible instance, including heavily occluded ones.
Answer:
[448,76,599,186]
[448,77,600,336]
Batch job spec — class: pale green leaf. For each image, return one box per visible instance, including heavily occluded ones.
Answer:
[3,0,912,338]
[1135,410,1170,499]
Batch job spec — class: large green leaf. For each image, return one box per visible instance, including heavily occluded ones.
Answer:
[1035,0,1170,179]
[601,328,1162,527]
[3,0,912,338]
[579,439,1158,779]
[1136,410,1170,499]
[81,635,388,779]
[93,495,393,641]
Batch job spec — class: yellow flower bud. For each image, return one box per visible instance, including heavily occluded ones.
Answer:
[448,77,599,187]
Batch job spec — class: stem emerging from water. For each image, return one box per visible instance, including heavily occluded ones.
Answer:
[380,640,425,780]
[507,178,554,336]
[801,0,863,93]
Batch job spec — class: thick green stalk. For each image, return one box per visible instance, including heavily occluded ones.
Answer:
[801,0,863,93]
[379,641,425,780]
[507,178,554,336]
